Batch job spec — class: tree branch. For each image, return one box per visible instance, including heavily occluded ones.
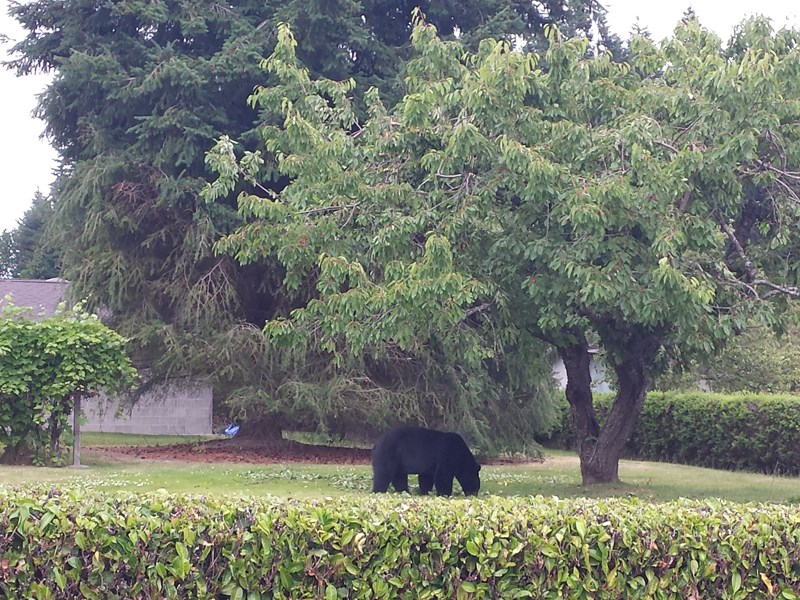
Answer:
[764,163,800,182]
[672,115,702,145]
[722,276,761,300]
[464,301,492,318]
[718,219,757,282]
[297,203,359,216]
[677,190,691,213]
[764,129,787,170]
[654,139,679,154]
[721,276,800,300]
[753,280,800,299]
[526,326,559,347]
[771,175,800,206]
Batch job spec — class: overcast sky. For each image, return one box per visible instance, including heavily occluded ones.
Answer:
[1,0,799,232]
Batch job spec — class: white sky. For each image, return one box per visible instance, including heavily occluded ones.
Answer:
[1,0,58,232]
[1,0,799,232]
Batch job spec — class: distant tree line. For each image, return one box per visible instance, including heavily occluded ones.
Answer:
[0,191,60,279]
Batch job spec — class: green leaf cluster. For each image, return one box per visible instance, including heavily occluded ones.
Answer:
[1,491,799,598]
[0,303,137,465]
[7,0,617,445]
[342,17,796,349]
[206,13,800,479]
[656,322,800,394]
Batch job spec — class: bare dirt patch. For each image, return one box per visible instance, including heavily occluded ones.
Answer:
[86,437,553,467]
[88,437,373,465]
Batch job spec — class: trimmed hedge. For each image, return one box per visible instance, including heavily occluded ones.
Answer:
[538,392,800,475]
[1,490,799,599]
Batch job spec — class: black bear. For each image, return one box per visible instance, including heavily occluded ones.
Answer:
[371,426,481,496]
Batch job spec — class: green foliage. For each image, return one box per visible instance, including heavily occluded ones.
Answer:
[631,392,800,475]
[1,491,799,598]
[6,0,612,447]
[206,13,800,481]
[541,392,800,475]
[0,231,15,279]
[0,192,61,279]
[656,323,800,394]
[0,303,137,465]
[206,26,560,450]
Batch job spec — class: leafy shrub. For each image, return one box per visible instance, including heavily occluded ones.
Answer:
[0,490,798,599]
[629,392,800,474]
[0,303,136,465]
[538,392,800,475]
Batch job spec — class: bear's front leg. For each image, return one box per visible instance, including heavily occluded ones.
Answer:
[372,468,392,492]
[433,471,454,496]
[392,472,410,493]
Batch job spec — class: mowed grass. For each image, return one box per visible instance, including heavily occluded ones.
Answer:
[0,436,798,503]
[80,432,218,447]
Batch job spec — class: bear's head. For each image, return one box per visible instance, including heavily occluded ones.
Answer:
[458,463,481,496]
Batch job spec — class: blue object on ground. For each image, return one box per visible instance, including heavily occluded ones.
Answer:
[221,424,240,437]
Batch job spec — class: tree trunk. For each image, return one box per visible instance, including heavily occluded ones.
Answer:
[50,417,62,463]
[72,394,82,468]
[560,331,657,485]
[559,334,603,485]
[0,439,32,465]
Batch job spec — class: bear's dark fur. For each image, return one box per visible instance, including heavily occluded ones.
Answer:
[371,426,481,496]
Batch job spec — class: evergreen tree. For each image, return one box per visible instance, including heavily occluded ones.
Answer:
[0,192,60,279]
[0,231,15,278]
[15,192,60,279]
[7,0,619,446]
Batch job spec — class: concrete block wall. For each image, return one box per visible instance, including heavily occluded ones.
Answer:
[81,382,213,435]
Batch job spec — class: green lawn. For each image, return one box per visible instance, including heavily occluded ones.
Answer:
[80,432,218,447]
[1,436,798,503]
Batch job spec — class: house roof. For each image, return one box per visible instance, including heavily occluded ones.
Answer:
[0,278,69,317]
